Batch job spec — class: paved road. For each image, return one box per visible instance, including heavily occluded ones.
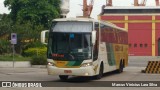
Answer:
[0,67,160,90]
[0,56,160,90]
[0,67,159,81]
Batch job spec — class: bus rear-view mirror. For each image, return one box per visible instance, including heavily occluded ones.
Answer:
[41,30,49,44]
[92,30,96,45]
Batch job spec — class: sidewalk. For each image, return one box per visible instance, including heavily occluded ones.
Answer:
[129,56,160,67]
[0,68,47,75]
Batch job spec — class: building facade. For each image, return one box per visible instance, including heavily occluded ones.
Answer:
[100,7,160,56]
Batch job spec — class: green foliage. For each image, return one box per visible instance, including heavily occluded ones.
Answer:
[9,21,45,54]
[1,0,61,55]
[31,55,47,65]
[23,47,47,57]
[22,41,46,56]
[0,14,13,37]
[24,41,46,49]
[12,21,44,41]
[0,14,2,19]
[0,40,11,54]
[4,0,61,28]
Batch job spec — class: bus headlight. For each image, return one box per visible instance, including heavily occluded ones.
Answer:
[81,62,93,67]
[48,62,55,66]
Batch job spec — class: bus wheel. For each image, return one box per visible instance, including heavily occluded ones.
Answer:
[118,61,124,73]
[95,63,103,79]
[59,75,68,81]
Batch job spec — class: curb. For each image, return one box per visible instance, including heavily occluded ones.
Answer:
[0,61,47,68]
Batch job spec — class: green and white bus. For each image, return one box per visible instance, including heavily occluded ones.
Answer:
[41,18,128,80]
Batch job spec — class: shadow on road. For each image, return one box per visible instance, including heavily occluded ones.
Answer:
[52,70,119,83]
[102,70,120,78]
[47,70,125,87]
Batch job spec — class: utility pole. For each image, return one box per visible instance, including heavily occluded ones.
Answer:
[106,0,112,6]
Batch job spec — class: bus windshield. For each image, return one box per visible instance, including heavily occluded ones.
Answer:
[47,21,92,61]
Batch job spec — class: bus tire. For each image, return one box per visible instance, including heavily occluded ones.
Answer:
[95,63,103,79]
[59,75,68,81]
[118,60,124,73]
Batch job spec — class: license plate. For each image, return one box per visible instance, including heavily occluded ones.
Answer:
[64,70,72,73]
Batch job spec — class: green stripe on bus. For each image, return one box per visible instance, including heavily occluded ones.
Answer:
[106,43,116,66]
[110,44,116,65]
[66,60,83,66]
[73,60,83,66]
[66,61,76,66]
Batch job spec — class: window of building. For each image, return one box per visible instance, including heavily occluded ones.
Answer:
[140,44,143,48]
[144,44,148,48]
[129,44,132,48]
[134,44,137,48]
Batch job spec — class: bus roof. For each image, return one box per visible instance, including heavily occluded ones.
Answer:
[53,18,127,32]
[53,18,97,22]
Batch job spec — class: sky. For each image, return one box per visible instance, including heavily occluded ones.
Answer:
[0,0,156,19]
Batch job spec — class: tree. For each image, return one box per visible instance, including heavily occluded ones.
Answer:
[3,0,61,39]
[11,21,45,53]
[4,0,61,28]
[0,14,12,38]
[0,14,2,19]
[0,14,13,54]
[2,0,61,54]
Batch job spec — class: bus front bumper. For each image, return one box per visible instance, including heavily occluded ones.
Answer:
[47,66,96,76]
